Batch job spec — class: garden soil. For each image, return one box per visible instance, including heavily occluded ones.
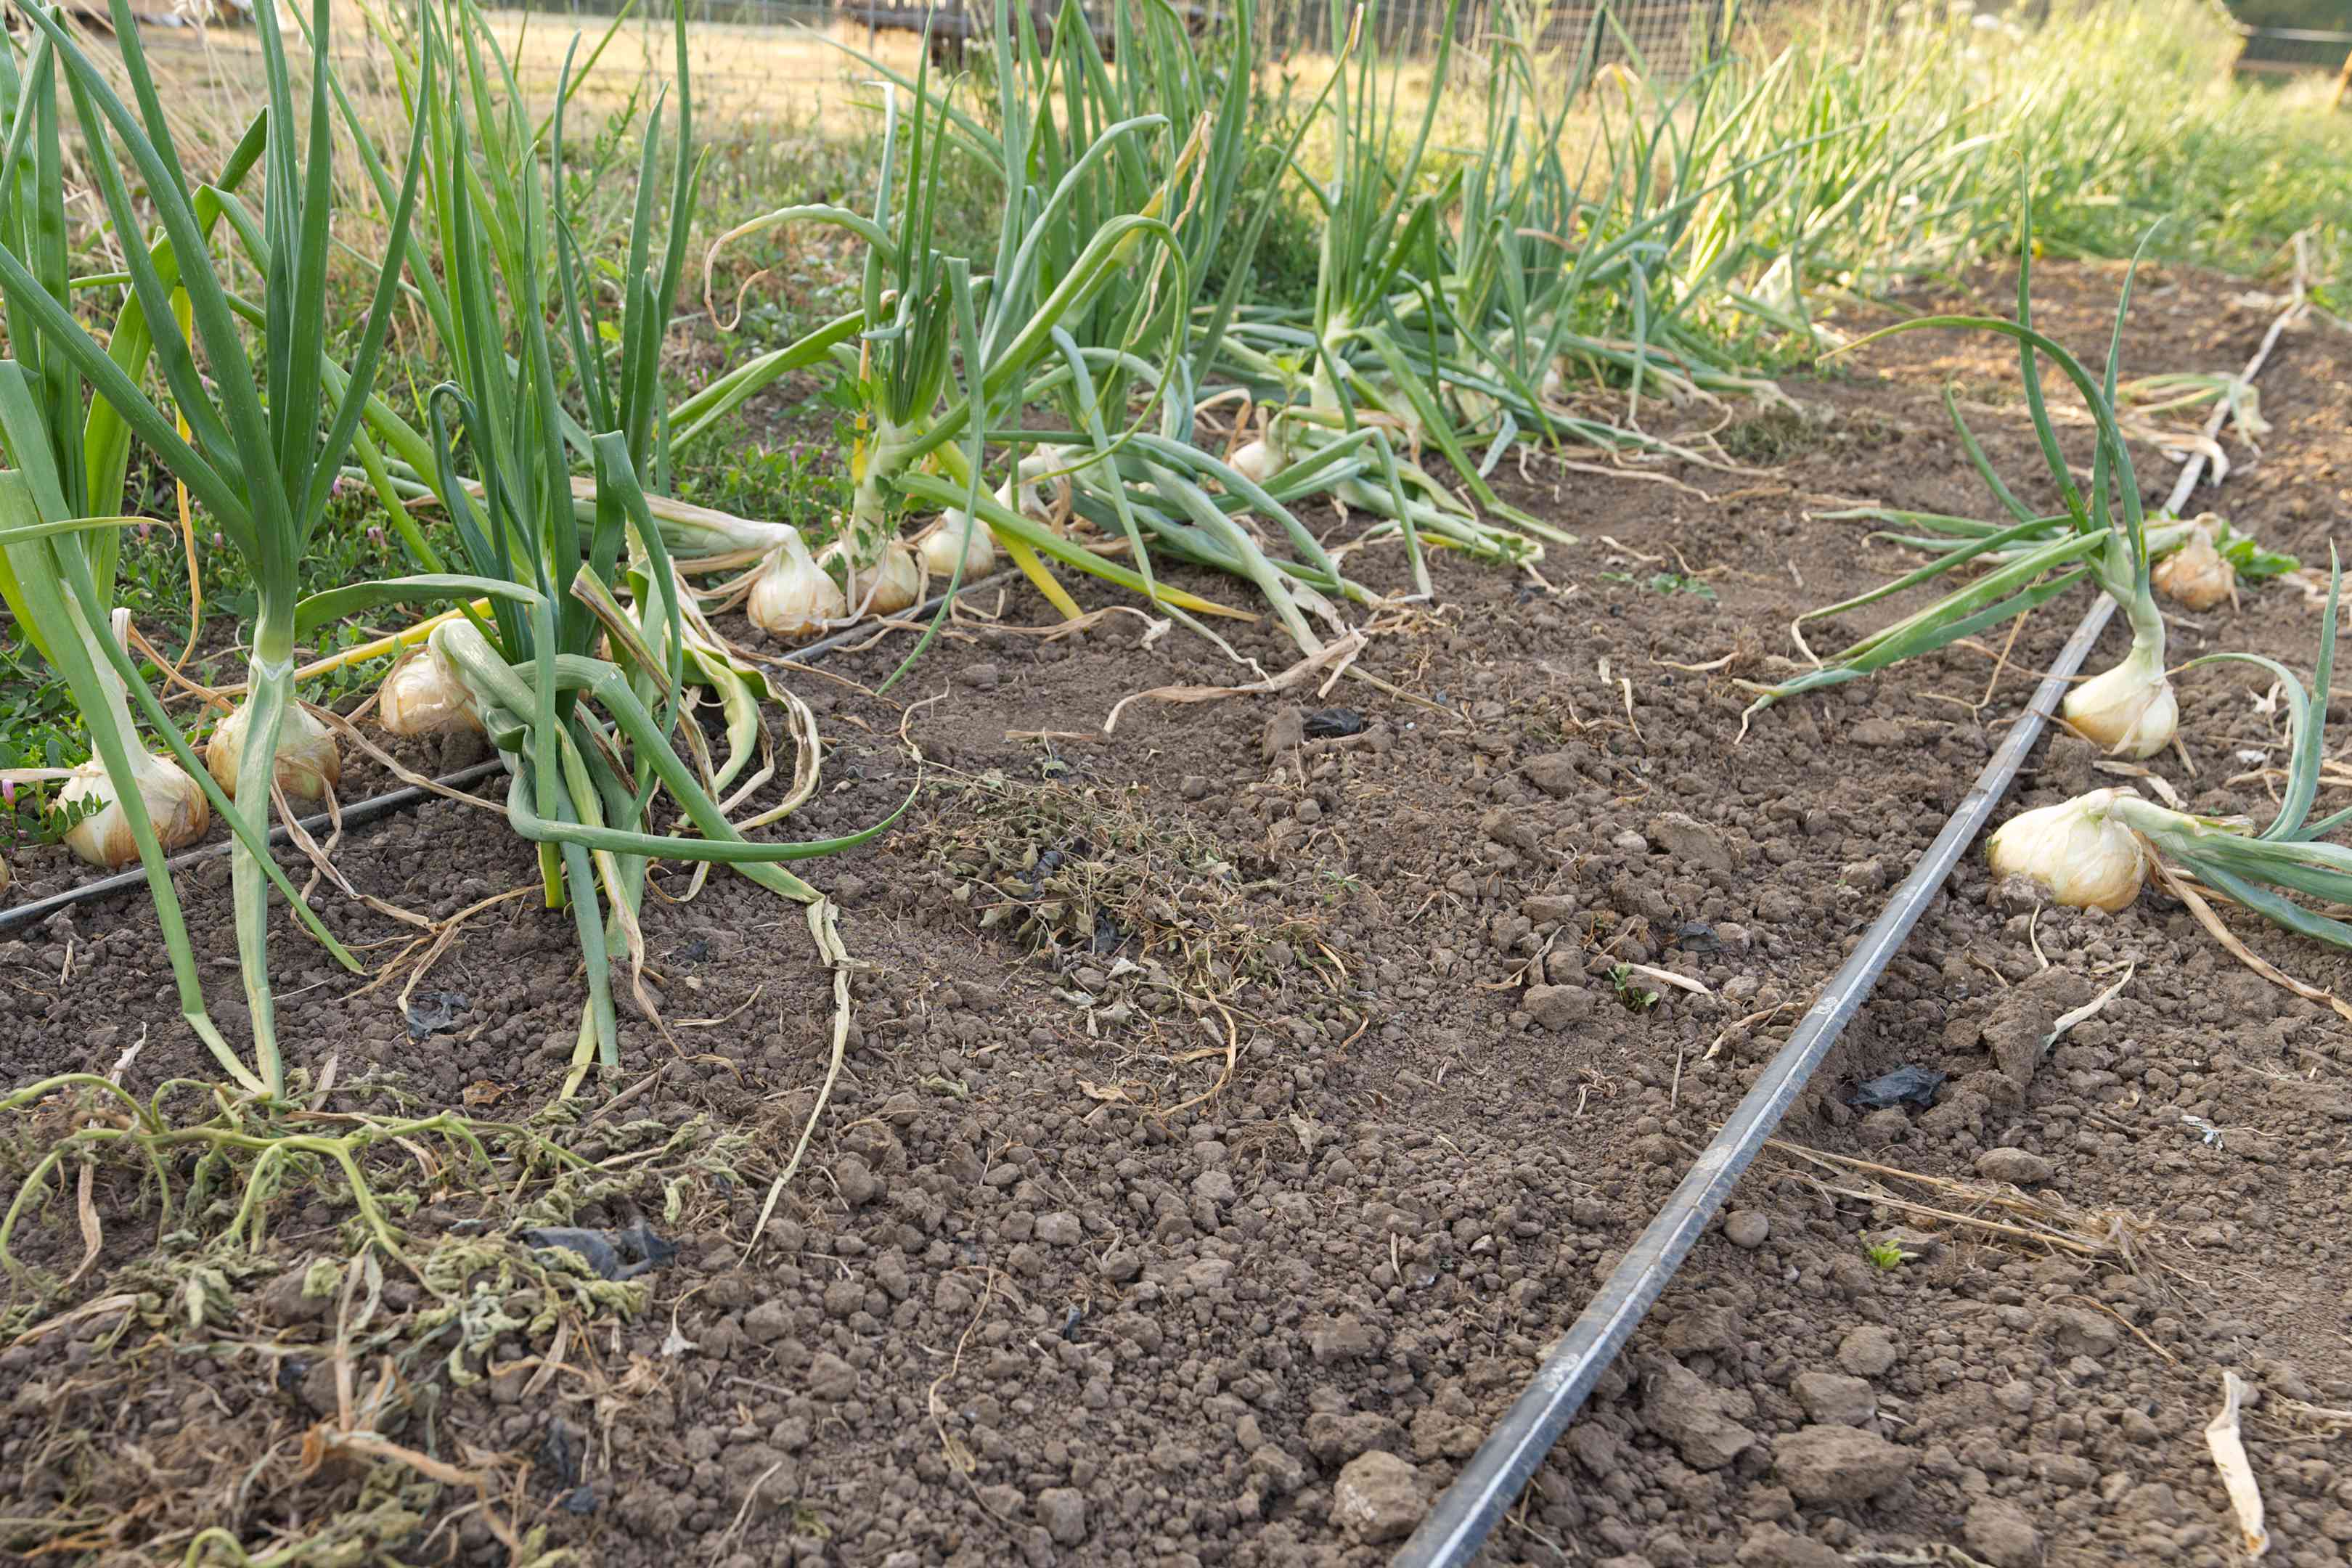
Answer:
[4,262,2352,1568]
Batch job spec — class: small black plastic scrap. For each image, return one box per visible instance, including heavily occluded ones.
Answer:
[1304,707,1367,740]
[1675,921,1720,954]
[538,1416,586,1487]
[521,1221,678,1281]
[403,990,469,1041]
[1090,911,1126,955]
[1850,1065,1948,1111]
[537,1419,601,1512]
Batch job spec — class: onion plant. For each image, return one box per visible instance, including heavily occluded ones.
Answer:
[1437,19,1792,442]
[1812,388,2296,613]
[305,0,898,1084]
[0,0,438,1097]
[1993,557,2352,947]
[1741,219,2184,759]
[706,4,1251,638]
[310,0,865,608]
[900,0,1378,653]
[1204,0,1581,569]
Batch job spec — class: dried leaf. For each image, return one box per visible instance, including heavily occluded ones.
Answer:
[7,1293,137,1349]
[2151,857,2352,1026]
[62,1162,102,1290]
[2206,1370,2271,1559]
[1616,962,1712,997]
[2044,965,2133,1053]
[1102,631,1367,733]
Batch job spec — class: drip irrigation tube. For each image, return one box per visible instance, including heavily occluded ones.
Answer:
[1393,287,2306,1568]
[0,759,509,939]
[1393,595,2112,1568]
[0,570,1022,942]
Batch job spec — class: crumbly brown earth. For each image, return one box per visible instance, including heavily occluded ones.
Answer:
[5,262,2352,1568]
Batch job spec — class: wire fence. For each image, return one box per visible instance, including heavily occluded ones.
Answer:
[1254,0,1731,74]
[123,0,1734,152]
[467,0,1737,78]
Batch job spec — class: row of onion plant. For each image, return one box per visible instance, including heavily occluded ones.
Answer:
[0,0,889,1099]
[674,0,1843,650]
[1726,203,2352,970]
[0,0,429,1096]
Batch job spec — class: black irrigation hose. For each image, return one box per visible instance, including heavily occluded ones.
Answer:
[1392,595,2115,1568]
[1395,285,2308,1568]
[0,760,510,940]
[0,571,1024,942]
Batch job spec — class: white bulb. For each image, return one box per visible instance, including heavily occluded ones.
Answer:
[818,538,923,617]
[379,653,485,738]
[1230,439,1280,486]
[207,700,342,804]
[2152,526,2234,611]
[746,531,848,638]
[1986,788,2147,912]
[920,510,997,579]
[2062,653,2177,759]
[60,755,208,869]
[1014,446,1074,520]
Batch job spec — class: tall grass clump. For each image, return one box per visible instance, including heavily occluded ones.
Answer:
[1693,0,2352,335]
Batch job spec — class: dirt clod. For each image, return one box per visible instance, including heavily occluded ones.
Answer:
[806,1352,857,1400]
[1836,1323,1900,1376]
[1981,965,2094,1087]
[1774,1423,1916,1503]
[1262,705,1306,760]
[2042,1304,2121,1360]
[1331,1450,1423,1543]
[1964,1498,2046,1567]
[1523,752,1582,796]
[1789,1370,1877,1426]
[1723,1209,1772,1248]
[1037,1487,1087,1545]
[1306,1410,1404,1466]
[1736,1524,1849,1568]
[1646,1358,1758,1469]
[1524,983,1596,1030]
[1650,812,1734,873]
[1975,1146,2055,1184]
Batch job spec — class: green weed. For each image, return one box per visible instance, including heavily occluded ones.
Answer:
[1863,1238,1915,1271]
